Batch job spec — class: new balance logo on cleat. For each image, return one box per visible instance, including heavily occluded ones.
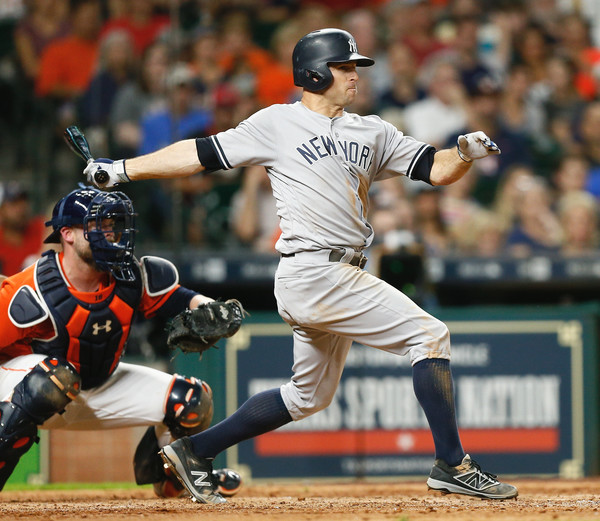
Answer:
[427,454,518,500]
[454,467,500,491]
[159,437,226,504]
[192,470,210,487]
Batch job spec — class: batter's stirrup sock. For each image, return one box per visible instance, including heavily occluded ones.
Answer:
[189,388,292,458]
[412,359,464,467]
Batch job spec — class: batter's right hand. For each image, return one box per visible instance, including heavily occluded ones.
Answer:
[83,158,130,189]
[456,131,501,162]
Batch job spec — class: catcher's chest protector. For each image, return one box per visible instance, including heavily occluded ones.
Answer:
[31,252,142,389]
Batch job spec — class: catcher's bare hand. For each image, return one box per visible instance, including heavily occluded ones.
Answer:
[166,299,245,355]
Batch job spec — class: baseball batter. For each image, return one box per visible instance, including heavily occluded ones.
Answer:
[84,29,517,502]
[0,187,240,497]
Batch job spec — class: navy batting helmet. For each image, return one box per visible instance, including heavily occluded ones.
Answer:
[44,187,137,281]
[292,28,374,92]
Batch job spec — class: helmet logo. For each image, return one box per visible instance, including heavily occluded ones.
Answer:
[348,38,358,53]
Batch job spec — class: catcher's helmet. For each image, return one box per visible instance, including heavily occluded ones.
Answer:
[44,186,137,281]
[292,28,374,92]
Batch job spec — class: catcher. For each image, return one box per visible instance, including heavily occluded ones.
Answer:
[0,186,244,497]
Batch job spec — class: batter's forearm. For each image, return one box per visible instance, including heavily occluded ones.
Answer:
[125,140,205,180]
[429,148,472,186]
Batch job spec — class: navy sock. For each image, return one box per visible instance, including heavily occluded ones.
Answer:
[189,388,292,458]
[412,358,464,467]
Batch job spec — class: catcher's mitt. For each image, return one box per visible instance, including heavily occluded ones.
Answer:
[166,299,245,355]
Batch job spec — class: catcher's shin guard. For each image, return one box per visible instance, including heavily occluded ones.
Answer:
[0,357,81,489]
[133,426,164,485]
[163,375,213,438]
[0,401,38,489]
[134,376,214,486]
[132,426,188,496]
[11,357,81,424]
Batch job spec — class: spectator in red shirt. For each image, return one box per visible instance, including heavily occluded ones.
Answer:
[388,0,448,66]
[100,0,170,56]
[0,183,46,276]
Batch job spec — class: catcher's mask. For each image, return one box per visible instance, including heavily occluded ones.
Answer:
[44,187,137,282]
[292,28,374,92]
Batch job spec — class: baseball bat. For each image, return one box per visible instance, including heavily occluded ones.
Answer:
[63,126,109,185]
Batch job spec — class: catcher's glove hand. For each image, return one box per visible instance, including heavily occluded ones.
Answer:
[166,299,245,355]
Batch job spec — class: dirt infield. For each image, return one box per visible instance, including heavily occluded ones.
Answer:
[1,479,600,520]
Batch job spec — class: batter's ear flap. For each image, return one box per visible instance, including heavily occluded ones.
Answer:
[303,66,333,91]
[306,69,325,85]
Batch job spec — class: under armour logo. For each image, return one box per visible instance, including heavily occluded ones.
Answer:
[218,305,229,320]
[92,320,112,335]
[348,38,357,53]
[192,470,210,487]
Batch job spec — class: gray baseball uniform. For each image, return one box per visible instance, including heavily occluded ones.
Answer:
[82,27,517,503]
[197,101,450,420]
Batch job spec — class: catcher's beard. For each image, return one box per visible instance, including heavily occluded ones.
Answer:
[74,239,104,274]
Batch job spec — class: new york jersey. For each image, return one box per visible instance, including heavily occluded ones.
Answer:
[197,101,434,254]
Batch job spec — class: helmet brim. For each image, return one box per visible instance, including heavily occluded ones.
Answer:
[328,54,374,67]
[43,229,62,244]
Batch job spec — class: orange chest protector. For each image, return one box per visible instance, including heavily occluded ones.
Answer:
[31,252,142,389]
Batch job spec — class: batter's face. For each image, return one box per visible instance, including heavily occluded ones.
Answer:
[326,62,359,107]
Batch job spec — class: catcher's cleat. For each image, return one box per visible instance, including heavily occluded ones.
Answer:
[213,468,242,497]
[426,454,518,500]
[153,465,187,498]
[159,437,226,504]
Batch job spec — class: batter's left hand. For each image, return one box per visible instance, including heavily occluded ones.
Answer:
[457,131,501,162]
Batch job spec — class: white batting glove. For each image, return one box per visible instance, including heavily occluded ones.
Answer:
[83,158,130,188]
[456,131,501,162]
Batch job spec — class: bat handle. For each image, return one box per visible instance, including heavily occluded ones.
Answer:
[87,158,109,185]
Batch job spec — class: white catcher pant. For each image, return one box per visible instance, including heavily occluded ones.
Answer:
[0,354,173,432]
[275,255,450,421]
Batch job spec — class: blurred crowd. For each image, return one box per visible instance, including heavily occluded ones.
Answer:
[1,0,600,277]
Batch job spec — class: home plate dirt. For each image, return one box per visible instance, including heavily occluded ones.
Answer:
[1,479,600,520]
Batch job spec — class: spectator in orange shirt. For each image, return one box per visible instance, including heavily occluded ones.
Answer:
[35,0,102,100]
[217,9,273,83]
[255,21,304,106]
[0,182,46,276]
